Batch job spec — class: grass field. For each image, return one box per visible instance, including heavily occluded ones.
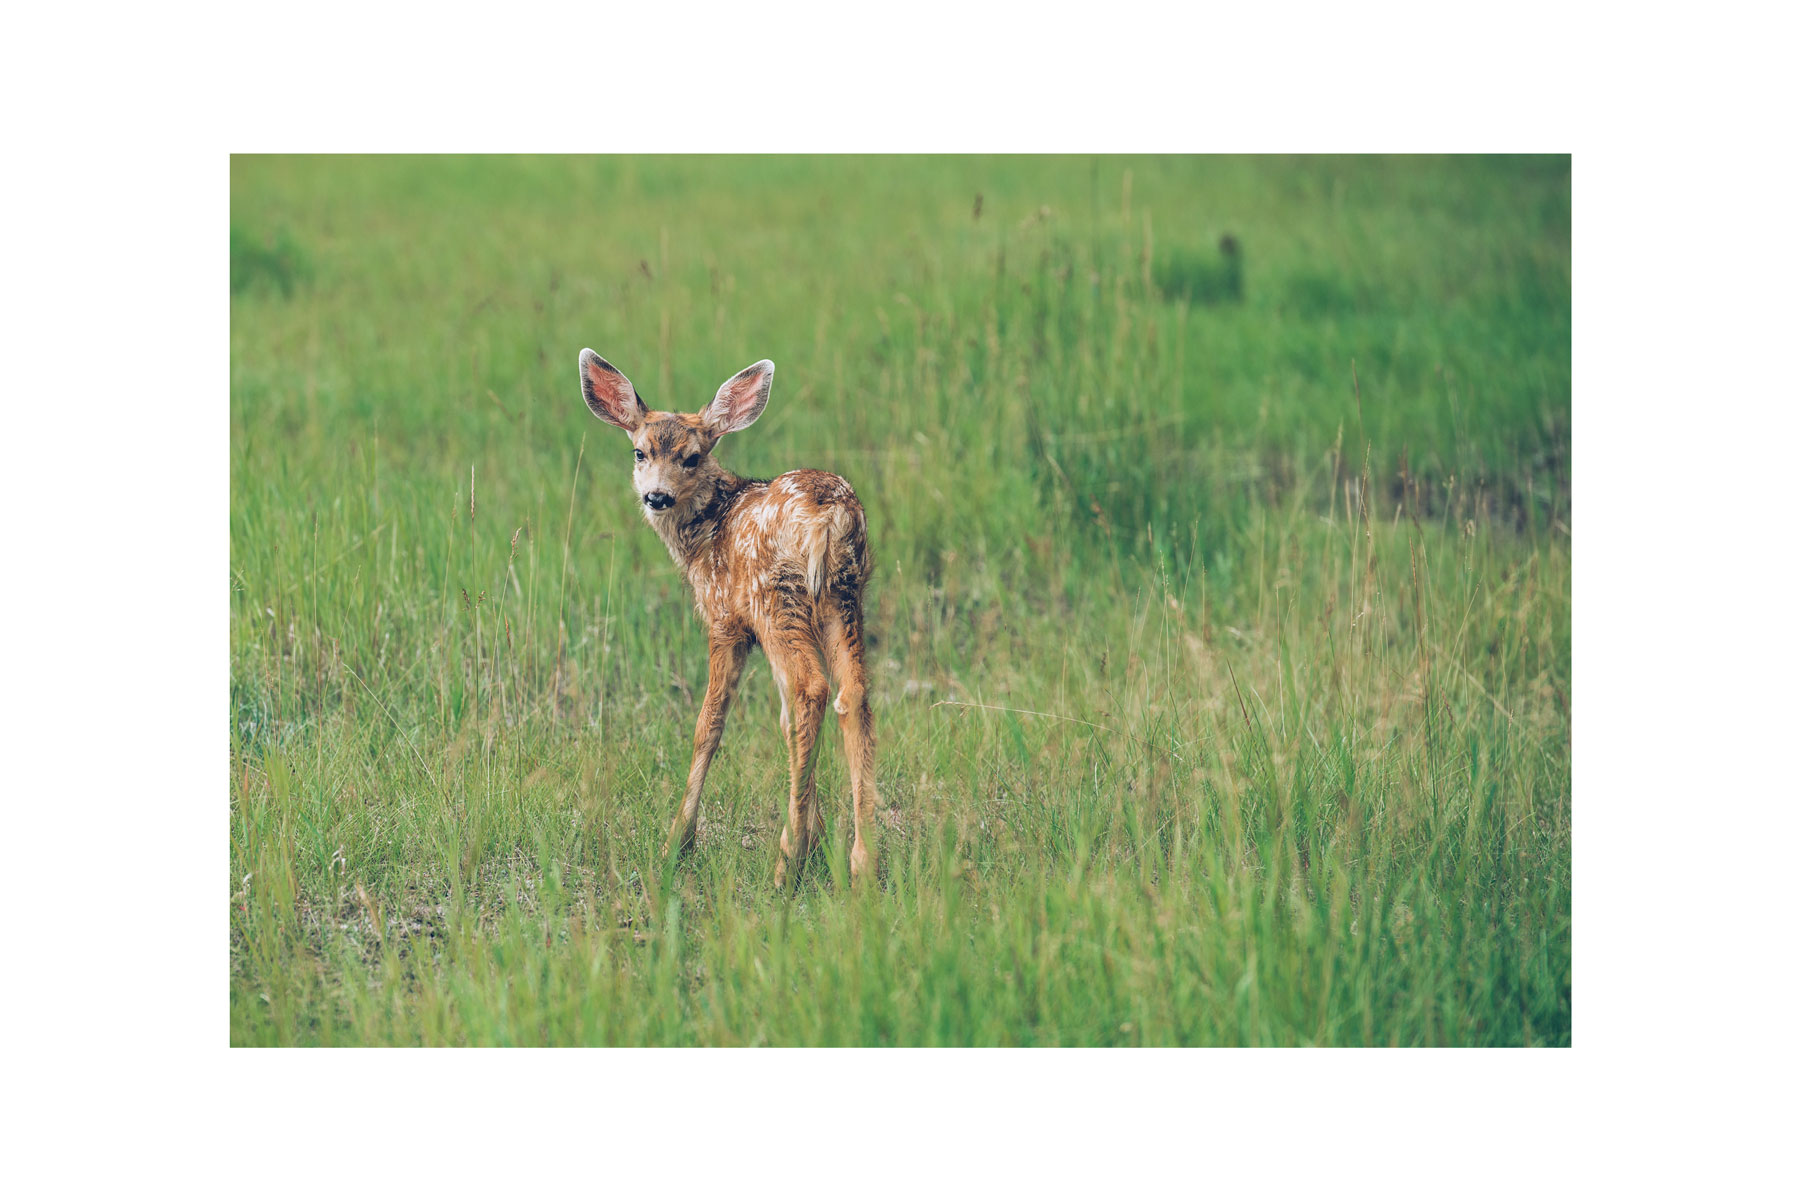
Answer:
[229,155,1570,1046]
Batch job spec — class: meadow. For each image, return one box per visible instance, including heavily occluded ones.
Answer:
[229,155,1570,1046]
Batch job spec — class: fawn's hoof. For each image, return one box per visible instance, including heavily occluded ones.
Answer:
[850,840,876,885]
[775,825,813,890]
[774,849,805,890]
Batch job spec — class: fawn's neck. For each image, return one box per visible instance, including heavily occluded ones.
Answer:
[646,465,751,581]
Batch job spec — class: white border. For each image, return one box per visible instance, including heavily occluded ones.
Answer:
[8,1,1795,1193]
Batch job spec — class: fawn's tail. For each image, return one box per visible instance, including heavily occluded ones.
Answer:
[804,500,866,598]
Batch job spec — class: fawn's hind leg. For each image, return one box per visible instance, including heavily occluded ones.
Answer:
[667,630,750,856]
[768,658,824,846]
[823,599,879,886]
[765,627,829,889]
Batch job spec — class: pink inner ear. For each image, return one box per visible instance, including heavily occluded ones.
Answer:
[584,357,642,428]
[712,365,770,432]
[722,377,757,420]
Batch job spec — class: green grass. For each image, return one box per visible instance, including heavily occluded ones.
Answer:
[230,155,1570,1046]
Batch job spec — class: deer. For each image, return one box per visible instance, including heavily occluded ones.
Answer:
[577,348,880,888]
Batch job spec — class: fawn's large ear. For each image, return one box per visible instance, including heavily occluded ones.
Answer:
[704,360,774,435]
[579,349,647,431]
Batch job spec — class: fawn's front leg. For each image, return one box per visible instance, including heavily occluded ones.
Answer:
[667,630,750,856]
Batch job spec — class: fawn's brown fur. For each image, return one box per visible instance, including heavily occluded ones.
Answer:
[578,349,879,887]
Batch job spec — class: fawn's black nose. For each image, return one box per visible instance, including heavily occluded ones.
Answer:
[643,490,675,511]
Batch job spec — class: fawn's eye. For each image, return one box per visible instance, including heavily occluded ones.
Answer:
[633,449,646,463]
[682,453,701,469]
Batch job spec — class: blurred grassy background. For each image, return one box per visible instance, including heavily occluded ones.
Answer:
[230,155,1569,1045]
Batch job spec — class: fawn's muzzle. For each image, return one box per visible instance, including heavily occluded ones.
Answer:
[643,490,675,511]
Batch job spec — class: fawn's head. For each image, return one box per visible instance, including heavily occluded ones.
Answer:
[578,349,773,516]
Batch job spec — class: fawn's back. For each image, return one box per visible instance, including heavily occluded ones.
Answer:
[684,467,870,639]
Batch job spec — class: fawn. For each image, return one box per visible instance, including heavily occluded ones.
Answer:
[578,348,879,887]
